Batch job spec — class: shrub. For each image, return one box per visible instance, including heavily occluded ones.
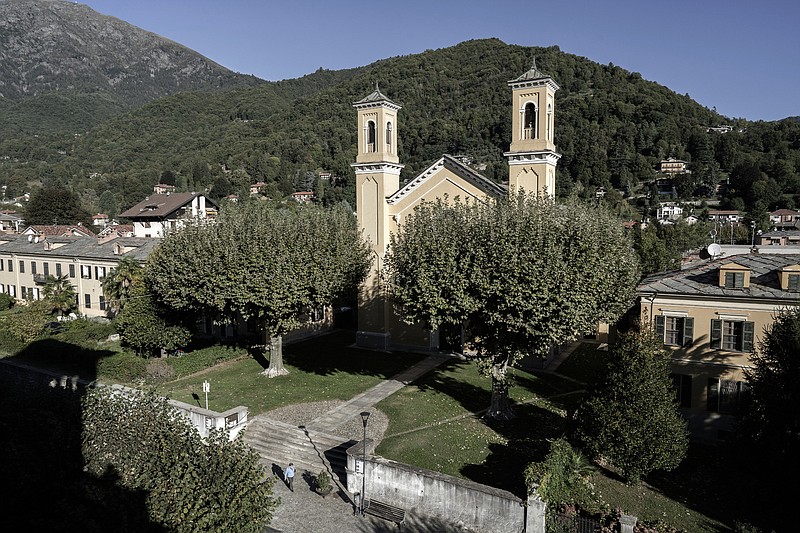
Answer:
[57,319,116,346]
[524,438,601,512]
[168,345,246,378]
[96,352,147,383]
[0,292,14,310]
[314,470,332,493]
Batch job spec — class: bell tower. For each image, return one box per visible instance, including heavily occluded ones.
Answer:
[504,60,561,197]
[352,84,404,349]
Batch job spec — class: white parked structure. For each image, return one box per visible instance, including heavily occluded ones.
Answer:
[657,202,683,222]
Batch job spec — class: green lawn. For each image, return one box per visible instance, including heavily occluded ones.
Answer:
[376,358,585,496]
[157,330,426,414]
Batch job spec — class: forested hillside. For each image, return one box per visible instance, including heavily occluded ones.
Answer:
[1,38,798,218]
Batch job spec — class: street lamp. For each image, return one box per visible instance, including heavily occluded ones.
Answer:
[751,221,756,247]
[360,411,370,517]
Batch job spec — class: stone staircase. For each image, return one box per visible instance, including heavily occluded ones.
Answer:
[242,415,355,486]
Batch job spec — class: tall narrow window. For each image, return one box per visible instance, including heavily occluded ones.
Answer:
[367,121,377,153]
[386,122,393,152]
[546,103,553,141]
[523,103,537,140]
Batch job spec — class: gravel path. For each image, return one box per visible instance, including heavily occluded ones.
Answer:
[263,400,389,443]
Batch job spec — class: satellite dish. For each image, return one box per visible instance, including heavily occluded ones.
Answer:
[708,243,722,257]
[27,235,32,242]
[34,237,39,243]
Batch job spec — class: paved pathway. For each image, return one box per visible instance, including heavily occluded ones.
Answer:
[259,342,579,532]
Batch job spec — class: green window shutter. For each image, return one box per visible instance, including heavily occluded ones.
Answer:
[789,274,800,291]
[710,319,722,349]
[654,315,665,341]
[735,272,744,287]
[724,272,734,288]
[742,321,755,352]
[682,317,694,347]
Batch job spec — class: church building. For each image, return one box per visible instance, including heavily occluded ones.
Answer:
[353,64,560,350]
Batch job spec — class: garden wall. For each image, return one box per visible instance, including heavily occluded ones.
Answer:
[346,440,545,533]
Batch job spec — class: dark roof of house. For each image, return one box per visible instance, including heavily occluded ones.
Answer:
[638,253,800,301]
[0,234,158,262]
[387,154,506,205]
[119,193,215,219]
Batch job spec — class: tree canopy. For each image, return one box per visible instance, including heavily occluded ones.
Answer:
[82,387,277,532]
[574,327,688,483]
[146,201,371,376]
[383,193,640,418]
[23,185,92,226]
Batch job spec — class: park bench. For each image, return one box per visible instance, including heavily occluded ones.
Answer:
[364,499,406,526]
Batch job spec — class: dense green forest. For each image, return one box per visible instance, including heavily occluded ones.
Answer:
[1,39,798,219]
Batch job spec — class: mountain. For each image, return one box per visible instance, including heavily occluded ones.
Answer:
[0,0,260,134]
[1,37,797,218]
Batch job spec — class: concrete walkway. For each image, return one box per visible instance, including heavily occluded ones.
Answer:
[306,352,452,434]
[261,342,581,532]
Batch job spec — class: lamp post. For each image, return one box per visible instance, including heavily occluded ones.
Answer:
[360,411,370,516]
[750,221,756,247]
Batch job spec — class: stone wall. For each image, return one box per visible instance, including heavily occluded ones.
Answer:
[346,440,545,533]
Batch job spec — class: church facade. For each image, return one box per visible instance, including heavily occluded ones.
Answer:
[353,64,560,350]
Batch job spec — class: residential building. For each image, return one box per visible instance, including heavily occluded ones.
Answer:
[0,234,159,317]
[0,211,24,233]
[659,158,688,174]
[758,230,800,246]
[355,63,559,351]
[153,184,176,195]
[769,208,800,230]
[119,192,217,238]
[637,253,800,440]
[291,191,315,204]
[250,182,266,196]
[22,224,95,238]
[92,213,109,227]
[707,210,742,224]
[656,202,683,222]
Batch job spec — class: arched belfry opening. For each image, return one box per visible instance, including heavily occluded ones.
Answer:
[523,102,537,140]
[367,121,377,153]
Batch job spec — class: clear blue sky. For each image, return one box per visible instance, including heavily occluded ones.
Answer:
[81,0,798,121]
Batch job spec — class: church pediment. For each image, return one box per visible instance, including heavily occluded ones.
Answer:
[387,155,505,211]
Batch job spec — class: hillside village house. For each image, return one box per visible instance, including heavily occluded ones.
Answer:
[659,158,688,174]
[769,208,800,230]
[637,253,800,440]
[707,209,742,224]
[656,202,683,222]
[354,63,559,350]
[119,191,217,238]
[0,234,158,317]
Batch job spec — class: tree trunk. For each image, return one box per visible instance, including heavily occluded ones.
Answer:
[485,362,515,420]
[261,334,289,378]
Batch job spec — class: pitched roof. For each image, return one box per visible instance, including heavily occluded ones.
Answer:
[24,224,94,237]
[119,193,215,219]
[387,154,506,205]
[0,234,159,262]
[353,83,400,110]
[638,253,800,301]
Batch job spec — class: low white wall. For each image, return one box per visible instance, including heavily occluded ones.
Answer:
[109,385,248,440]
[346,440,544,533]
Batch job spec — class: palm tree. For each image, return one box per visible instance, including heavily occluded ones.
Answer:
[101,257,143,315]
[42,274,78,317]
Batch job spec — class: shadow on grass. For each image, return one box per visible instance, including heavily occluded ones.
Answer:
[461,402,569,497]
[282,330,427,379]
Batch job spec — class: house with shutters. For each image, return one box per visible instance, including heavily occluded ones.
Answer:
[637,253,800,440]
[0,234,158,317]
[119,192,217,238]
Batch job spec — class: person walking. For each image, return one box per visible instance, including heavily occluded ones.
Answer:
[285,462,295,492]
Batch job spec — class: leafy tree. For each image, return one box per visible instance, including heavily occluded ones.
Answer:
[5,299,51,342]
[574,327,688,483]
[101,256,143,314]
[115,282,191,356]
[97,190,118,220]
[41,274,78,316]
[82,387,277,532]
[146,202,371,377]
[384,193,639,419]
[24,185,92,226]
[0,292,15,310]
[739,308,800,483]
